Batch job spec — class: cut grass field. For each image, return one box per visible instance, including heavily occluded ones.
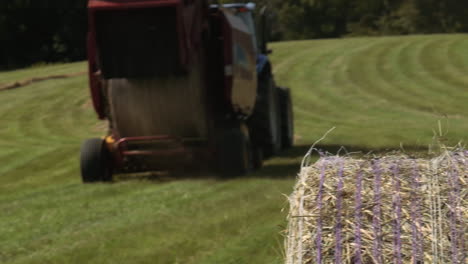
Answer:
[1,34,467,263]
[274,34,468,148]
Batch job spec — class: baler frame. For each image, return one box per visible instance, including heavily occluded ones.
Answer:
[80,0,294,182]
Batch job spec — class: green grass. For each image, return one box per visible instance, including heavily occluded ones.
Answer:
[0,62,86,84]
[1,34,468,263]
[273,34,468,148]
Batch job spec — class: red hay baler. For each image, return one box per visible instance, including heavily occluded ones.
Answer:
[80,0,293,182]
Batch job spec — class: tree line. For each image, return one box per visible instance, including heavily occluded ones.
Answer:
[1,0,467,70]
[256,0,468,40]
[0,1,87,70]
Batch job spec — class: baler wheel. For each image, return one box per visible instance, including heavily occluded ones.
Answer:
[216,124,252,177]
[80,138,113,183]
[278,87,294,149]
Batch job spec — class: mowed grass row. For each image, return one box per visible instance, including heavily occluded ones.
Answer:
[0,62,86,85]
[1,34,468,263]
[272,34,468,148]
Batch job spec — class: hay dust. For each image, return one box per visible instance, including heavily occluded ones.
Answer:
[106,57,208,139]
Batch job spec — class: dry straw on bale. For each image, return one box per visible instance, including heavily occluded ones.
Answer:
[286,150,467,264]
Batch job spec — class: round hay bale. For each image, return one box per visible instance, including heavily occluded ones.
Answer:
[286,151,467,264]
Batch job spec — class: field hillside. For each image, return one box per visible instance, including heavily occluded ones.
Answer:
[1,34,467,264]
[273,34,468,148]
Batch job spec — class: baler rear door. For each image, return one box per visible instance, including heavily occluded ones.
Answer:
[88,1,209,140]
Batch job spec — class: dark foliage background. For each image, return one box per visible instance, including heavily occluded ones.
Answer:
[0,1,87,70]
[1,0,467,70]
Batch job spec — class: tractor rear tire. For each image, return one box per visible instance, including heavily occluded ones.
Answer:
[216,124,252,178]
[249,75,282,158]
[278,87,294,149]
[80,138,113,183]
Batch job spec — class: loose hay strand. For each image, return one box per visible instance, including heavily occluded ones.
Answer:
[286,150,468,264]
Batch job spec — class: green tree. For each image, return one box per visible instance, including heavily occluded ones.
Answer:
[0,0,87,69]
[2,0,468,69]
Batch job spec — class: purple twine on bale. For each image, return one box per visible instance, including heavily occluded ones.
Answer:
[459,155,467,263]
[372,160,383,264]
[315,159,327,264]
[410,161,423,263]
[354,168,364,264]
[334,158,345,264]
[391,162,403,264]
[448,161,461,263]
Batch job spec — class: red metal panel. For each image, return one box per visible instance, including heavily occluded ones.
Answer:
[88,0,180,10]
[113,135,190,167]
[116,136,185,156]
[86,0,190,119]
[116,135,184,146]
[86,0,214,171]
[87,12,105,119]
[122,149,186,156]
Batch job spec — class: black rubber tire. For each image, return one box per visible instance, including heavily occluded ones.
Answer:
[278,87,294,149]
[80,138,113,183]
[249,74,282,158]
[215,123,251,178]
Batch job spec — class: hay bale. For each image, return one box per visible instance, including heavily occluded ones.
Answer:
[286,151,467,264]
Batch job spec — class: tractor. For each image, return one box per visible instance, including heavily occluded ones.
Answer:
[81,0,293,182]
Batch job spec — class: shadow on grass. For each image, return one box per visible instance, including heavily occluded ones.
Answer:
[114,145,309,182]
[252,146,308,179]
[250,143,430,179]
[114,144,430,182]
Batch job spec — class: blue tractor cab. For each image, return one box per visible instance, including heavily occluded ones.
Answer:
[211,2,271,75]
[212,2,293,157]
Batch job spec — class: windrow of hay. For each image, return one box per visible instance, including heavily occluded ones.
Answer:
[286,151,467,264]
[0,72,86,91]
